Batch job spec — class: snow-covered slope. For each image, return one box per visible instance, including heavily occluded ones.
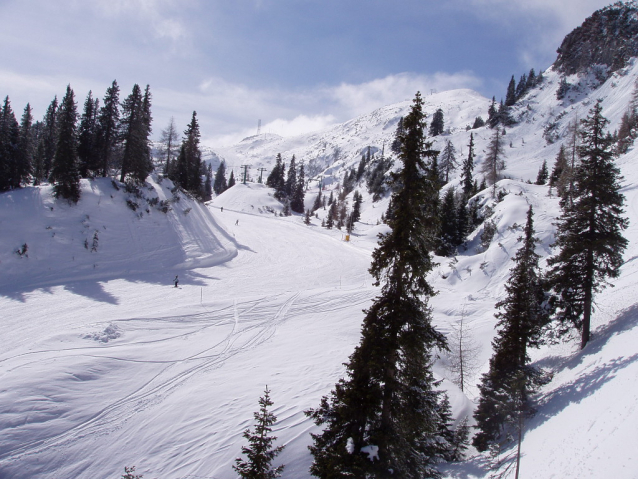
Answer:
[3,19,638,479]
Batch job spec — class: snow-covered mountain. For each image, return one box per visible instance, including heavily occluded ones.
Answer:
[2,3,638,478]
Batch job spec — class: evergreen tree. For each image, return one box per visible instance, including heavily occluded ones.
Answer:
[429,108,445,137]
[497,100,515,126]
[481,128,506,192]
[285,155,297,198]
[351,190,362,224]
[266,154,286,200]
[307,92,449,478]
[16,103,34,186]
[439,139,458,183]
[213,160,228,195]
[203,163,213,201]
[473,206,549,451]
[547,101,629,349]
[96,80,120,177]
[505,75,517,106]
[325,200,336,229]
[487,97,498,128]
[549,144,569,197]
[174,111,203,195]
[119,84,153,183]
[437,188,458,256]
[291,160,305,213]
[228,169,236,188]
[461,133,475,198]
[515,73,528,100]
[312,189,322,212]
[40,96,59,181]
[304,209,312,225]
[0,96,21,191]
[390,117,404,154]
[50,85,81,202]
[77,91,100,177]
[535,159,549,185]
[471,116,485,129]
[234,386,285,479]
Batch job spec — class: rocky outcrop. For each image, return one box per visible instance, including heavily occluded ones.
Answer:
[555,1,638,76]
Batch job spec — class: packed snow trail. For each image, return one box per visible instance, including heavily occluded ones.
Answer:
[0,184,376,479]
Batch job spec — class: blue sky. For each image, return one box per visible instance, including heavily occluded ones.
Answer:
[0,0,614,145]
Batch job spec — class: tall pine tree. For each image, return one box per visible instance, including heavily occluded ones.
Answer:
[307,92,450,478]
[50,85,81,202]
[473,206,549,452]
[548,101,628,349]
[96,80,120,177]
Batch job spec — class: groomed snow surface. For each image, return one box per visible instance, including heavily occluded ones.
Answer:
[3,63,638,478]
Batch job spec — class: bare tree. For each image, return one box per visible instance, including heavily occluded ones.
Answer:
[446,306,481,393]
[159,116,179,173]
[481,129,506,195]
[439,139,458,183]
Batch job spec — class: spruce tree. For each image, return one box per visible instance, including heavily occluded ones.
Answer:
[119,84,152,183]
[233,386,285,479]
[291,160,305,213]
[473,206,549,451]
[549,145,568,196]
[437,188,458,257]
[307,92,449,478]
[0,97,21,191]
[177,111,203,195]
[77,91,100,178]
[312,189,322,212]
[40,96,59,181]
[548,101,628,349]
[16,103,34,187]
[50,85,81,202]
[228,169,236,188]
[505,75,517,106]
[461,133,475,198]
[487,97,498,128]
[429,108,445,137]
[285,155,297,198]
[213,160,228,195]
[96,80,120,177]
[535,159,549,185]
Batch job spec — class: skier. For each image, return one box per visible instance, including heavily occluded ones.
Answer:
[235,219,239,226]
[174,275,179,288]
[221,207,223,212]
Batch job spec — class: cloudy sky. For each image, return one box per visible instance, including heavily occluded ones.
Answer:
[0,0,615,146]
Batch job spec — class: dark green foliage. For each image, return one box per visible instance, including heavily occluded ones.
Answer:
[505,75,517,106]
[234,386,285,479]
[307,93,450,478]
[213,160,228,195]
[365,154,394,202]
[548,101,628,349]
[266,154,286,200]
[291,160,305,213]
[77,91,100,178]
[461,133,475,198]
[171,111,203,196]
[325,201,336,229]
[473,207,549,451]
[390,117,404,155]
[616,107,637,154]
[351,190,362,225]
[437,188,458,257]
[285,155,297,197]
[535,159,549,185]
[50,85,81,202]
[549,145,569,197]
[472,116,485,129]
[312,189,322,212]
[556,77,571,100]
[203,163,213,201]
[304,209,312,225]
[497,100,516,127]
[119,84,153,183]
[39,96,59,182]
[0,97,22,191]
[429,108,445,137]
[356,147,371,181]
[487,97,498,128]
[96,80,120,177]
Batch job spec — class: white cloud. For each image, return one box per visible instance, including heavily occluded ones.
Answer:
[325,72,483,119]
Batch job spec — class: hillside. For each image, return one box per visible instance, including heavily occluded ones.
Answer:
[2,3,638,478]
